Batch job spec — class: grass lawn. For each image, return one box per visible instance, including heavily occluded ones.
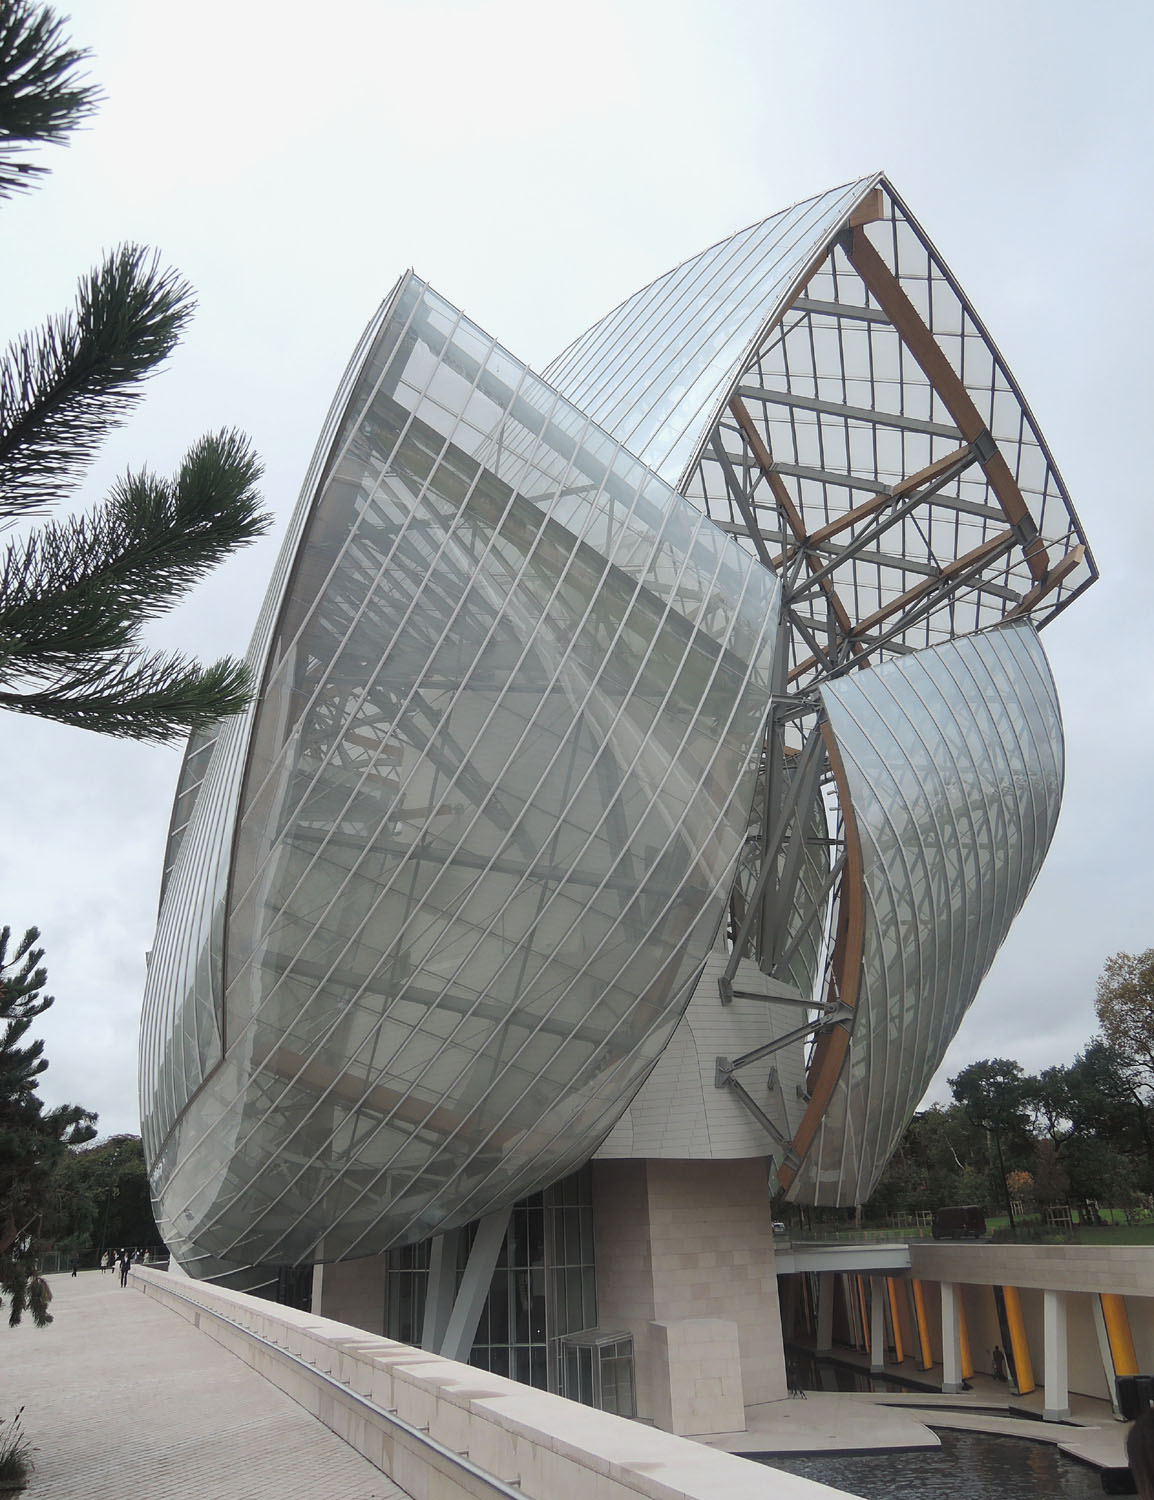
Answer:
[1069,1223,1154,1245]
[802,1209,1154,1245]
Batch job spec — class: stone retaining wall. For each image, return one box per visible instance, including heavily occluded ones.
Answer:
[133,1266,844,1500]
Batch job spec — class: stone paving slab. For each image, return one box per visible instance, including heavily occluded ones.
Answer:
[698,1394,941,1454]
[0,1272,410,1500]
[698,1380,1127,1469]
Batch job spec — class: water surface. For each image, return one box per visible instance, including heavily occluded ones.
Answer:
[760,1428,1104,1499]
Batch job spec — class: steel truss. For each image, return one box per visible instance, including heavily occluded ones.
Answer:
[709,181,1093,1196]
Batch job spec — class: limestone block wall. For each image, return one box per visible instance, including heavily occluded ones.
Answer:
[594,955,809,1159]
[132,1266,842,1500]
[313,1253,388,1334]
[592,1157,787,1423]
[649,1319,745,1436]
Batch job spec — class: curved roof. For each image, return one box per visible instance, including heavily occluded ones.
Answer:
[793,620,1064,1204]
[143,178,1097,1255]
[549,175,1095,669]
[545,176,879,488]
[141,277,780,1269]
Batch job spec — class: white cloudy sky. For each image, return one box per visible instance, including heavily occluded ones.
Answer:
[4,0,1151,1138]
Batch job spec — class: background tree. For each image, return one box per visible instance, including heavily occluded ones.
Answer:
[0,926,95,1325]
[0,1,271,743]
[49,1134,161,1261]
[1096,950,1154,1090]
[949,1058,1032,1226]
[865,1103,989,1219]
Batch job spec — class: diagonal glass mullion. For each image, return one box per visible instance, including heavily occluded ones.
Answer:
[292,554,776,1260]
[201,492,746,1254]
[215,503,771,1260]
[166,395,671,1230]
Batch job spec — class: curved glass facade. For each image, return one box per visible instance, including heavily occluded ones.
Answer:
[142,277,779,1270]
[142,177,1094,1277]
[545,176,877,488]
[798,622,1064,1204]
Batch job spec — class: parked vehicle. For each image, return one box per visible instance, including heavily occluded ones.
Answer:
[931,1205,986,1240]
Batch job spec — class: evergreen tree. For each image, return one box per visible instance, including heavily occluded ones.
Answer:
[0,926,95,1325]
[0,1,271,743]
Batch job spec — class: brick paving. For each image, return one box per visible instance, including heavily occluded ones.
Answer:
[0,1270,410,1499]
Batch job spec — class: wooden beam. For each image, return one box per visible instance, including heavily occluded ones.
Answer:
[849,185,886,228]
[777,724,864,1193]
[786,528,1016,683]
[842,226,1049,583]
[804,444,973,548]
[851,528,1014,639]
[1004,544,1086,619]
[729,396,857,643]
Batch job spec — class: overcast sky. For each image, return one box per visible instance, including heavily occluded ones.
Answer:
[4,0,1151,1140]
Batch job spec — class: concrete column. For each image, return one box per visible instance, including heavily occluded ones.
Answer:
[420,1228,460,1352]
[816,1272,834,1354]
[591,1158,787,1426]
[441,1208,510,1362]
[1043,1288,1071,1421]
[870,1276,886,1373]
[941,1280,963,1393]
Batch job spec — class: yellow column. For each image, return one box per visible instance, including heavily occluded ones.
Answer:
[959,1293,973,1381]
[1002,1285,1035,1395]
[911,1279,933,1370]
[1101,1293,1138,1377]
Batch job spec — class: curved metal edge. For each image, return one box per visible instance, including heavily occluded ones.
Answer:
[775,718,864,1193]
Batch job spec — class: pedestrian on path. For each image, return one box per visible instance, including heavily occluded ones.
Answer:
[70,1255,79,1277]
[118,1250,130,1287]
[991,1344,1007,1382]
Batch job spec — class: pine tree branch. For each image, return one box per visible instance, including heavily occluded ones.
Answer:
[0,428,268,675]
[0,244,194,517]
[0,1,100,200]
[0,650,257,742]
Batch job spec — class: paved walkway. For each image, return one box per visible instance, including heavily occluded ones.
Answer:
[697,1359,1129,1471]
[0,1272,410,1500]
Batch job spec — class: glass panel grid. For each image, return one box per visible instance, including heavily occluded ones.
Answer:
[795,622,1063,1205]
[141,277,779,1268]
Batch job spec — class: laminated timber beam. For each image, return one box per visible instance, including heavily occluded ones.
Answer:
[840,225,1049,583]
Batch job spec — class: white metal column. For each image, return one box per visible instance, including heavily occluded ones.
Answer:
[420,1228,461,1352]
[941,1280,963,1394]
[870,1276,886,1373]
[439,1208,511,1363]
[1043,1288,1071,1421]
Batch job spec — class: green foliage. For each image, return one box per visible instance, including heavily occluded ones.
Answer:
[950,1057,1030,1137]
[0,0,98,200]
[0,926,96,1326]
[52,1134,161,1257]
[866,959,1154,1225]
[0,3,271,744]
[0,1406,35,1487]
[1096,949,1154,1085]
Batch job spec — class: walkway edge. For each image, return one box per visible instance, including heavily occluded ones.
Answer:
[132,1268,847,1500]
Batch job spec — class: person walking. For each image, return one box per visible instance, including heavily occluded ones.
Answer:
[118,1249,130,1288]
[991,1344,1007,1382]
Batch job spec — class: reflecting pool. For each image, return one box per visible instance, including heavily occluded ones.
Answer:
[760,1429,1104,1499]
